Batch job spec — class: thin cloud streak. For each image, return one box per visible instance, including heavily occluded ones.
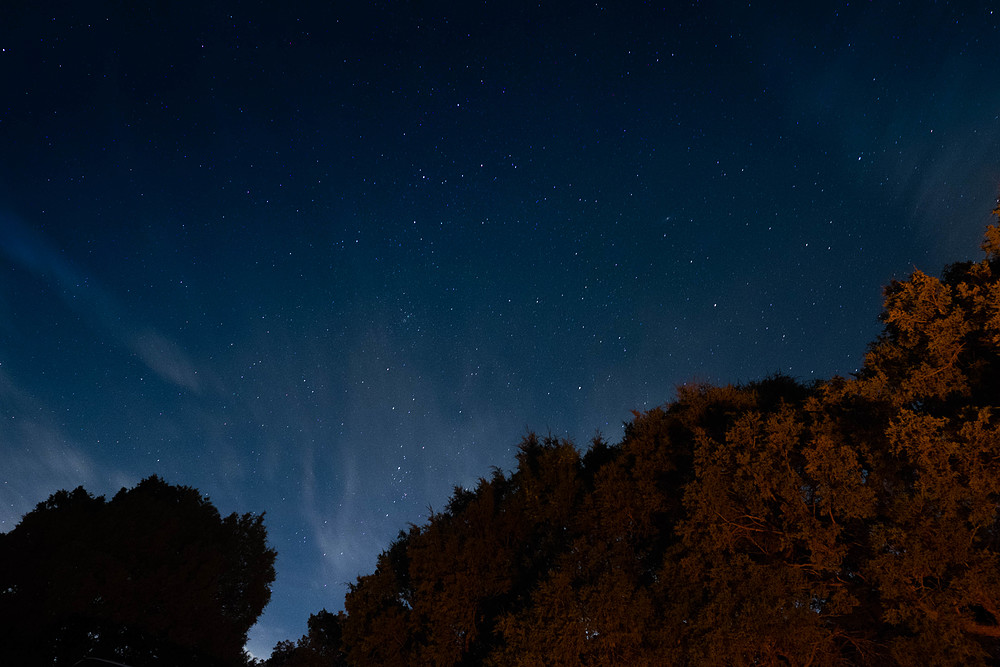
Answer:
[0,212,202,393]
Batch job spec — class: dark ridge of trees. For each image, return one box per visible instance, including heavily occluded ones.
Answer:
[0,476,276,667]
[264,610,348,667]
[271,217,1000,665]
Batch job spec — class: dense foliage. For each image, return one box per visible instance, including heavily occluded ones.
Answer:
[271,219,1000,665]
[0,476,276,667]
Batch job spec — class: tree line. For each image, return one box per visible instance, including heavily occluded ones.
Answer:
[5,215,1000,665]
[267,217,1000,665]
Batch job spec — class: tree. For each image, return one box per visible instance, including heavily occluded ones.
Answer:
[0,476,276,667]
[843,222,1000,663]
[284,213,1000,666]
[341,435,585,665]
[265,610,347,667]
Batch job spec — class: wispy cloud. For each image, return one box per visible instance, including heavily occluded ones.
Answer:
[0,417,98,530]
[0,366,136,530]
[0,212,202,392]
[132,328,202,393]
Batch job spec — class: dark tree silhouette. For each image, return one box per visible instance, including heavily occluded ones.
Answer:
[264,610,347,667]
[0,476,276,667]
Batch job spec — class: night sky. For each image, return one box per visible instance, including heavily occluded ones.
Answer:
[2,1,999,657]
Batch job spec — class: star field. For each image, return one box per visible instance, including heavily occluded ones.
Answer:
[1,2,999,656]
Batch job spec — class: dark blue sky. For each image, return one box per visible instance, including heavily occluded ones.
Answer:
[2,1,999,656]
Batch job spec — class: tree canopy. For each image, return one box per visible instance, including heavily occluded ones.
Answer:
[0,476,276,667]
[274,217,1000,665]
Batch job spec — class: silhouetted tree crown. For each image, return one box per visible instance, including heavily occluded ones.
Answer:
[0,476,276,667]
[264,610,348,667]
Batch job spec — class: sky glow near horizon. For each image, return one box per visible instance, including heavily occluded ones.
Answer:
[1,2,999,657]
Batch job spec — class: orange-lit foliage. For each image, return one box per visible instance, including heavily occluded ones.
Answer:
[292,219,1000,666]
